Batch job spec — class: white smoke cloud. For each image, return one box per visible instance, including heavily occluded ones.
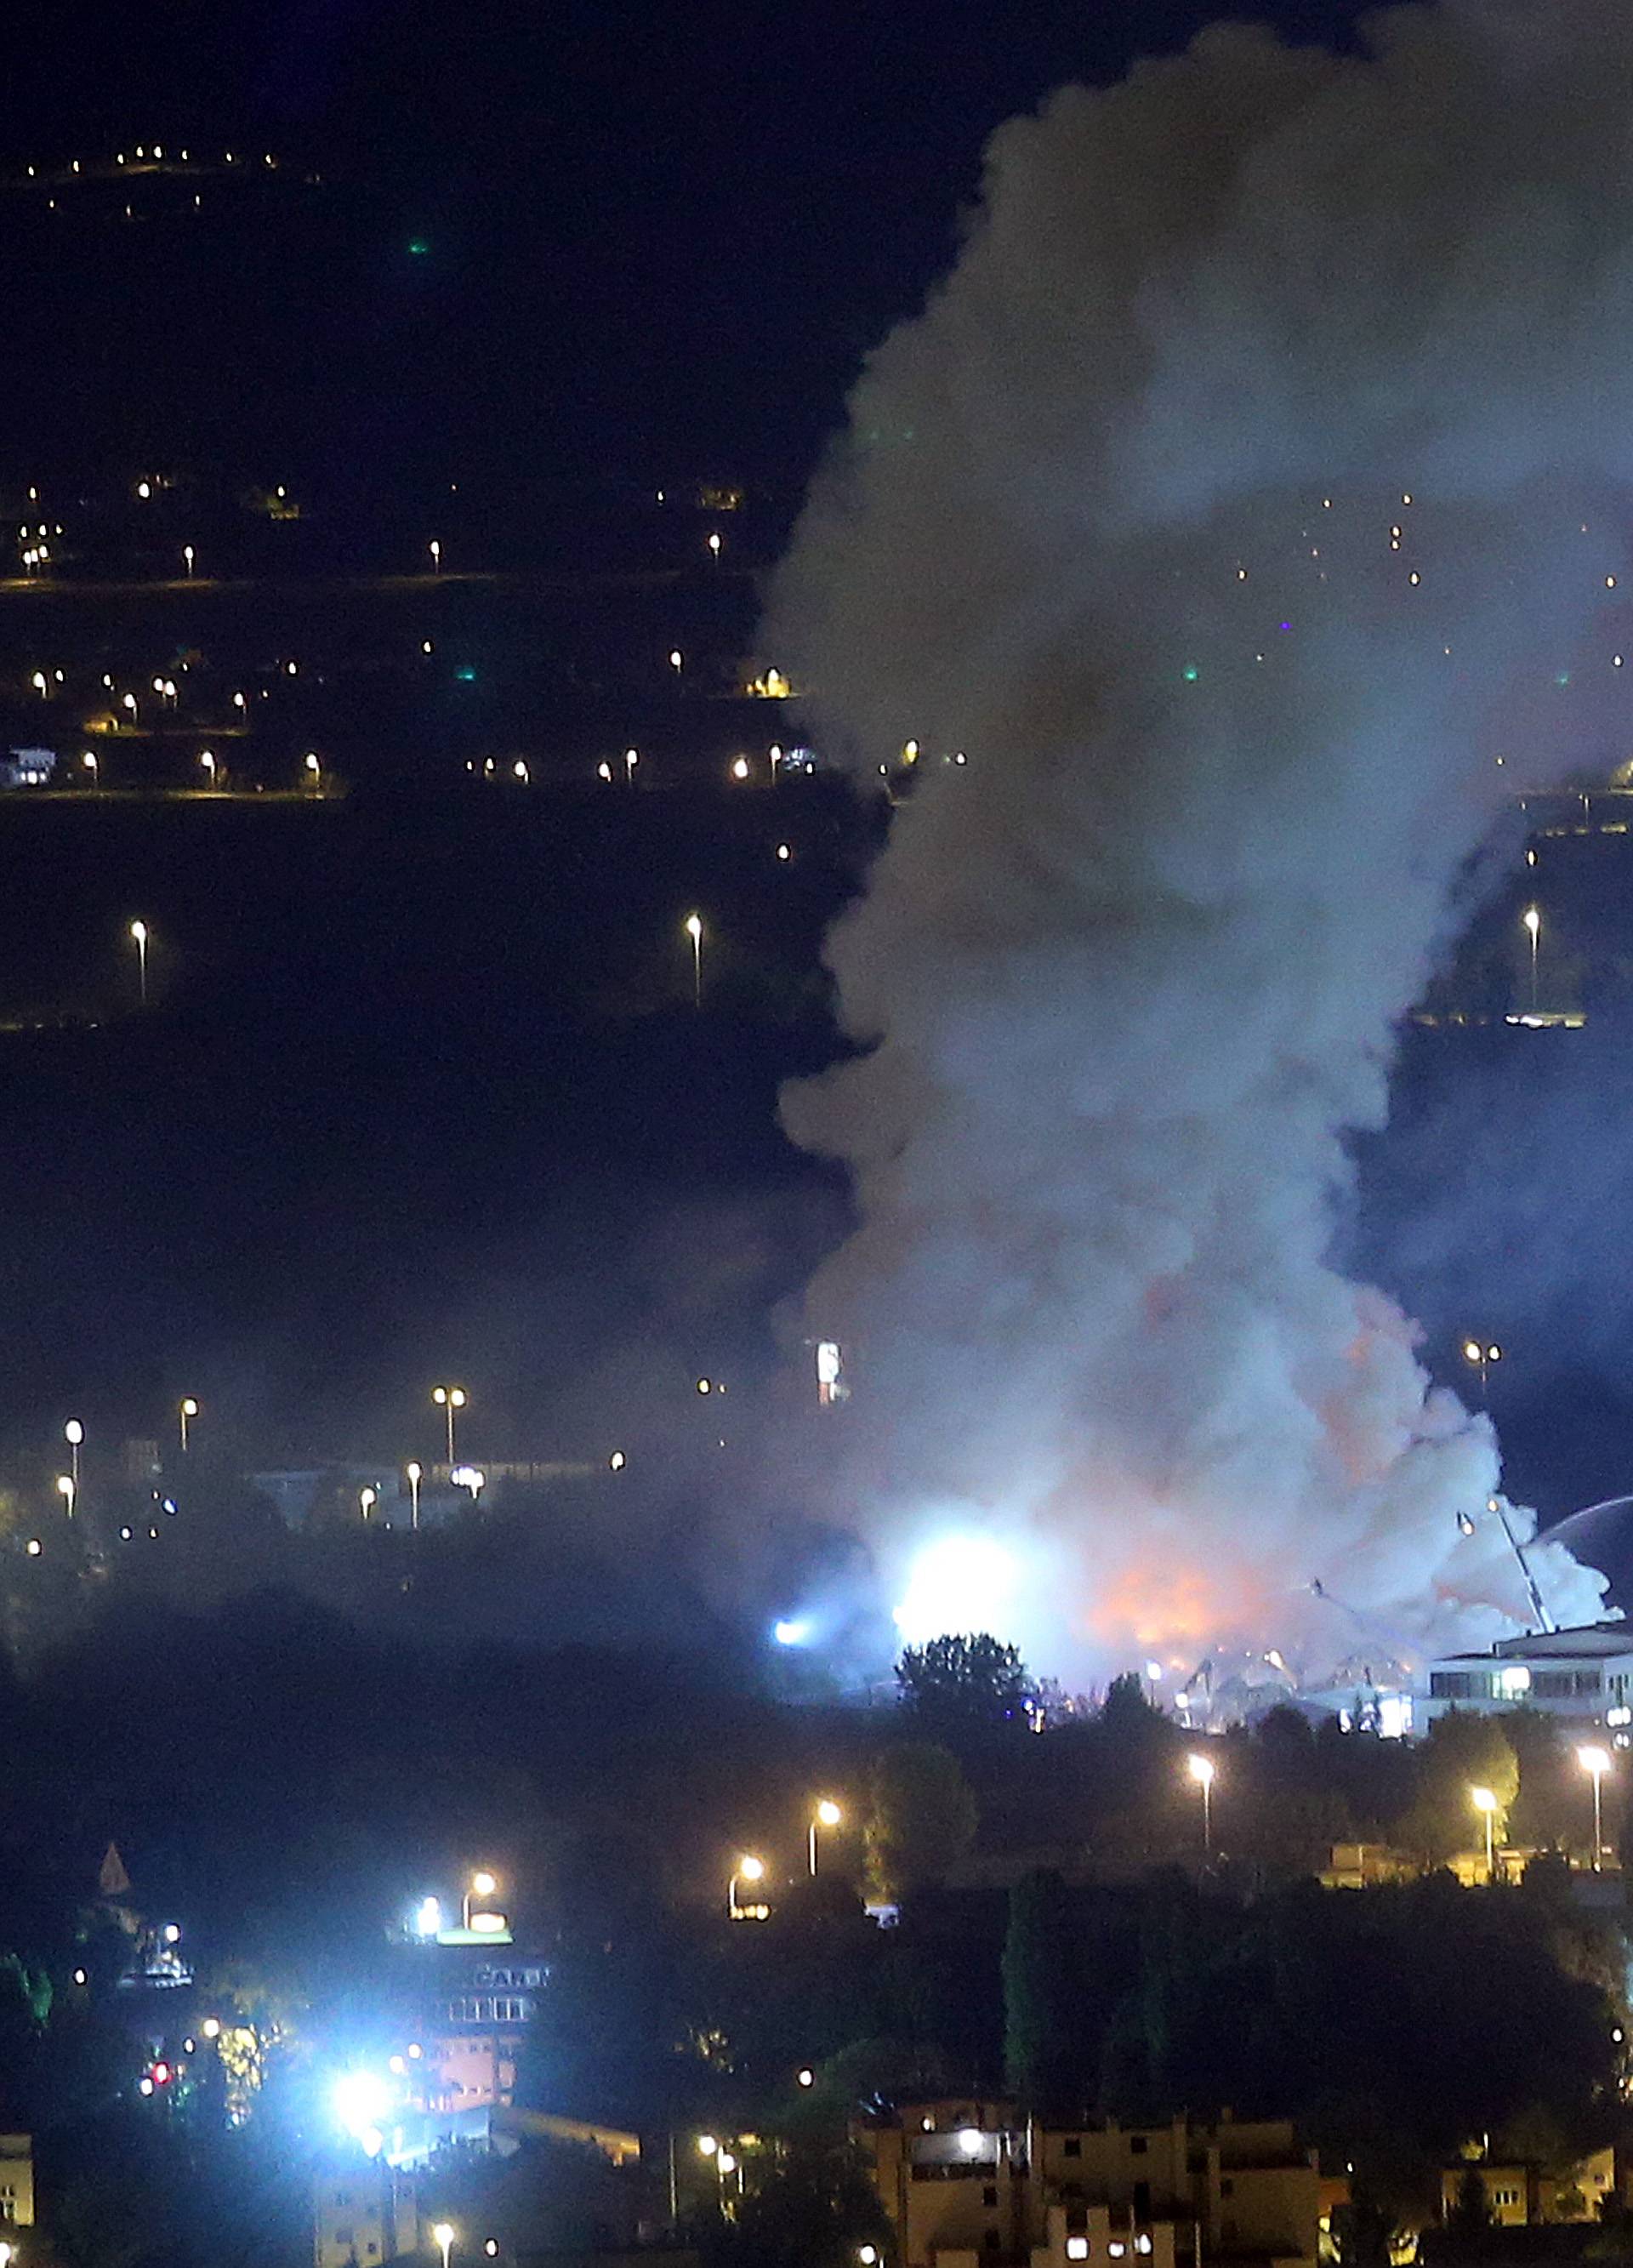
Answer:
[764,0,1632,1682]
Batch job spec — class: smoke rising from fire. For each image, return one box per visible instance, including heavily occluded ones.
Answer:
[765,0,1633,1681]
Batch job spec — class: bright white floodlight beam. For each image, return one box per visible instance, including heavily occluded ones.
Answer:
[332,2069,391,2139]
[892,1533,1017,1645]
[773,1619,811,1647]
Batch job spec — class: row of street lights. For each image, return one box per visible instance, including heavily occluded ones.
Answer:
[728,1798,845,1918]
[1467,1747,1614,1882]
[1190,1747,1614,1875]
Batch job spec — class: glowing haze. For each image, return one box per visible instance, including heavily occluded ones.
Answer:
[765,0,1633,1684]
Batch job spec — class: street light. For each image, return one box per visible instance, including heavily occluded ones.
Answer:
[407,1461,422,1530]
[1523,904,1541,1011]
[429,539,441,573]
[200,750,217,788]
[1187,1752,1216,1854]
[432,1386,467,1462]
[809,1798,842,1878]
[129,920,149,1004]
[685,912,703,1009]
[729,1853,766,1919]
[65,1417,83,1487]
[304,752,321,791]
[433,2225,456,2268]
[462,1869,498,1929]
[56,1474,75,1519]
[360,1486,378,1522]
[1579,1746,1612,1871]
[183,545,194,576]
[179,1398,198,1453]
[1471,1785,1499,1882]
[122,693,138,727]
[624,746,639,784]
[1461,1338,1502,1399]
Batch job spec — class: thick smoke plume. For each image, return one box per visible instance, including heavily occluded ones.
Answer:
[766,0,1633,1684]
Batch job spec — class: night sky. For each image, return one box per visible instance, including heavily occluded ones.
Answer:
[0,0,1370,481]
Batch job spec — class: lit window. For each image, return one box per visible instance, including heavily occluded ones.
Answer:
[1067,2243,1090,2261]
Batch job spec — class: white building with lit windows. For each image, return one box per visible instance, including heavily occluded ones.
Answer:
[1423,1624,1633,1729]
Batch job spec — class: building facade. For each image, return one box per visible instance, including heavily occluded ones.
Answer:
[313,2156,418,2268]
[1439,2148,1618,2227]
[857,2105,1322,2268]
[1423,1625,1633,1729]
[0,2134,34,2228]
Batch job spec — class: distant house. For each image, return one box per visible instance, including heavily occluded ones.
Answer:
[1439,2149,1619,2228]
[312,2157,418,2268]
[1,749,56,787]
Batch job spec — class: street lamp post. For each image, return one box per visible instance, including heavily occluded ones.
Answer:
[433,2225,456,2268]
[179,1398,198,1453]
[728,1854,765,1919]
[685,913,703,1009]
[183,545,195,577]
[407,1461,422,1530]
[129,920,149,1004]
[1578,1746,1611,1870]
[1187,1752,1215,1855]
[809,1798,842,1878]
[360,1486,377,1522]
[57,1473,76,1519]
[83,750,99,787]
[432,1386,467,1463]
[1460,1337,1502,1400]
[462,1869,498,1930]
[429,540,441,574]
[1523,905,1541,1011]
[1471,1785,1499,1883]
[65,1418,83,1488]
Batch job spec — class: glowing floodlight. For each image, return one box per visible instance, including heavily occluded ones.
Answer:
[773,1619,811,1647]
[332,2069,391,2139]
[893,1533,1016,1645]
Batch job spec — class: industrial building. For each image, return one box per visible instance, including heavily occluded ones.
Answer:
[1423,1623,1633,1728]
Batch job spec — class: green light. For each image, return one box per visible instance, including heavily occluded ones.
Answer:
[455,665,476,683]
[408,237,430,257]
[1182,665,1199,682]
